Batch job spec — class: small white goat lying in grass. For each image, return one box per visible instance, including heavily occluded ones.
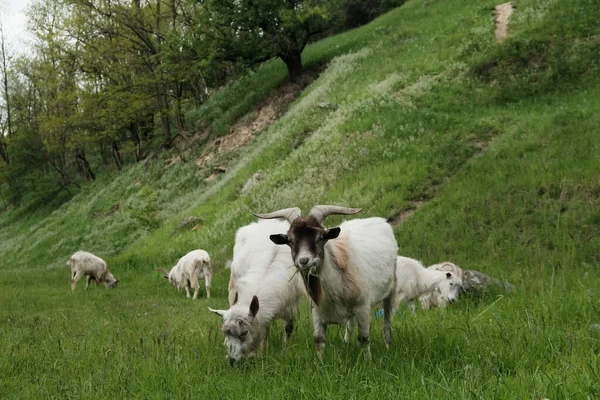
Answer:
[209,219,305,365]
[67,251,119,292]
[393,256,462,314]
[156,249,212,299]
[419,262,464,310]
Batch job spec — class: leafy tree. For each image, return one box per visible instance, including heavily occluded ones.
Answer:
[198,0,341,82]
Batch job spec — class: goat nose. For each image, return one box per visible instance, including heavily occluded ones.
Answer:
[299,257,309,266]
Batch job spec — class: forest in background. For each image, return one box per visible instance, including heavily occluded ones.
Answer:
[0,0,402,208]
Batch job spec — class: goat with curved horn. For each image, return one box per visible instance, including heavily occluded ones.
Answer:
[263,203,397,360]
[253,207,302,223]
[308,205,362,224]
[155,267,170,279]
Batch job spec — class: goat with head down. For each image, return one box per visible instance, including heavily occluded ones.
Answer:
[156,249,212,299]
[255,205,398,359]
[393,257,463,314]
[67,251,119,292]
[208,219,305,365]
[418,262,464,310]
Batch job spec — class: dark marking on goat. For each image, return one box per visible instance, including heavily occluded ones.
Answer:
[249,296,259,317]
[302,273,323,306]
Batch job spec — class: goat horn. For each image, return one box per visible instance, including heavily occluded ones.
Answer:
[253,207,302,223]
[308,205,362,225]
[155,268,169,275]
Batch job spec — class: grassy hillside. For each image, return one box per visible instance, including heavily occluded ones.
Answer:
[2,0,600,398]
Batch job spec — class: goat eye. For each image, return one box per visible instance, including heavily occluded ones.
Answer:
[240,330,248,339]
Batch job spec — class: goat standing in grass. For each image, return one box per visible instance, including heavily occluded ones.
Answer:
[256,205,398,359]
[209,219,305,365]
[68,251,119,292]
[156,249,212,299]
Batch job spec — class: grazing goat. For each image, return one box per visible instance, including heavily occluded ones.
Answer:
[209,219,305,365]
[255,205,398,359]
[67,251,119,292]
[418,262,464,310]
[393,257,462,314]
[156,250,212,299]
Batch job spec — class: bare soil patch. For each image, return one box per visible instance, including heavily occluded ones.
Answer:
[195,70,319,169]
[494,2,515,42]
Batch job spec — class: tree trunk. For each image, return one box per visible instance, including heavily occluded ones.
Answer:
[0,139,8,165]
[75,148,95,180]
[111,139,123,170]
[174,82,185,132]
[158,90,172,149]
[280,50,304,83]
[99,141,110,167]
[129,121,143,162]
[0,25,12,139]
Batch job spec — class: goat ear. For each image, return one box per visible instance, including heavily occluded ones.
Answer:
[249,295,259,318]
[208,307,226,318]
[324,227,341,241]
[446,272,452,278]
[270,234,289,245]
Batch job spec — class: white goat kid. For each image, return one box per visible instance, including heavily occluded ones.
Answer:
[256,205,398,359]
[156,249,212,299]
[208,219,305,365]
[393,256,462,314]
[419,262,464,310]
[67,251,119,292]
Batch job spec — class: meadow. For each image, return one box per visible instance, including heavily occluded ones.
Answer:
[1,0,600,398]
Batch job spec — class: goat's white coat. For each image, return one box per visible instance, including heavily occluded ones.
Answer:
[209,219,305,363]
[309,217,398,357]
[67,251,118,291]
[419,262,464,309]
[393,257,462,313]
[163,250,212,299]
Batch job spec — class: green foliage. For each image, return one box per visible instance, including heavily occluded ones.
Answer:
[471,0,600,102]
[198,0,344,80]
[123,186,161,230]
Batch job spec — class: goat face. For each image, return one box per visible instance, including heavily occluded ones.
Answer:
[436,271,462,304]
[270,217,340,274]
[209,296,260,365]
[104,273,119,289]
[430,263,464,305]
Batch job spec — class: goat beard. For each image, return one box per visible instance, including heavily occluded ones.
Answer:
[301,271,323,306]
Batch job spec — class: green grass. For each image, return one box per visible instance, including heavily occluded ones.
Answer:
[2,0,600,397]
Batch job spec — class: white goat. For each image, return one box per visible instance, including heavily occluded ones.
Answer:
[156,249,212,299]
[67,251,119,292]
[255,205,398,359]
[208,219,305,365]
[419,262,464,310]
[393,257,462,314]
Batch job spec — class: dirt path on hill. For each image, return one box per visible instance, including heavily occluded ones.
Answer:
[494,2,515,42]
